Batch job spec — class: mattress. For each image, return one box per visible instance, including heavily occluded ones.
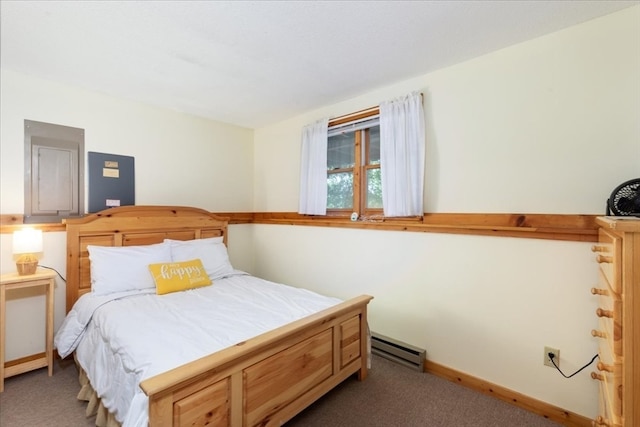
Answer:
[54,272,342,426]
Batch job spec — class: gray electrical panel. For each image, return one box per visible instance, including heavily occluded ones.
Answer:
[88,152,135,213]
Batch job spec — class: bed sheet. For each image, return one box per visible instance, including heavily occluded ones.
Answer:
[54,272,342,426]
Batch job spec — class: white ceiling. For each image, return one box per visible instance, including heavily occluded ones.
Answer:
[1,1,637,129]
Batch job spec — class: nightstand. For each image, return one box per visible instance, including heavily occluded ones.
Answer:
[0,268,56,392]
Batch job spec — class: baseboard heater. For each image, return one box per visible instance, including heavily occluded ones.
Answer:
[371,332,426,371]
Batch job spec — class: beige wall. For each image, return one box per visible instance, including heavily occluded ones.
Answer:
[251,6,639,419]
[0,70,255,213]
[0,70,256,359]
[254,6,639,214]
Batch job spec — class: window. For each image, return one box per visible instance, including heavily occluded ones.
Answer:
[299,92,424,218]
[327,110,381,216]
[24,120,84,223]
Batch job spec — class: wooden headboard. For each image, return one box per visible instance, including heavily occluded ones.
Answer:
[64,205,229,313]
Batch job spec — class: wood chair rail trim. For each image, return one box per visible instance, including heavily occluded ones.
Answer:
[1,212,599,242]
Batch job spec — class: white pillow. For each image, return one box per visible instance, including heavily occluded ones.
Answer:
[164,237,234,280]
[88,243,172,295]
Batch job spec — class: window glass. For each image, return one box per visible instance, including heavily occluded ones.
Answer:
[366,168,382,209]
[368,126,380,165]
[327,172,353,209]
[328,132,354,170]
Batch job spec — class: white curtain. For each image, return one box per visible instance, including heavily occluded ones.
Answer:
[298,118,329,215]
[380,92,425,217]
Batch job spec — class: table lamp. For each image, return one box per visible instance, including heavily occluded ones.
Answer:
[13,228,43,275]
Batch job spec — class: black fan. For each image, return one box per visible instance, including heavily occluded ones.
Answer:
[607,178,640,216]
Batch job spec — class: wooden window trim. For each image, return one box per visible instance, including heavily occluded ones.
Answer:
[353,128,362,214]
[362,127,382,217]
[327,108,379,218]
[328,107,379,127]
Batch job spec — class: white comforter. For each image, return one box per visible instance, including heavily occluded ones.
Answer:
[54,272,342,426]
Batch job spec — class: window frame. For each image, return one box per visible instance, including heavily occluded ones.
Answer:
[326,108,382,218]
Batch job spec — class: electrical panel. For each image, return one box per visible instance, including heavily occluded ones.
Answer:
[88,151,135,213]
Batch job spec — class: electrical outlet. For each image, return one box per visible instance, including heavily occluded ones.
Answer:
[544,346,560,368]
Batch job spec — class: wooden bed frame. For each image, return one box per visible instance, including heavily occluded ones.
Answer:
[64,205,373,427]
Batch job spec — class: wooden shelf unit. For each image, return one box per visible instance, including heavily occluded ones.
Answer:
[590,217,640,427]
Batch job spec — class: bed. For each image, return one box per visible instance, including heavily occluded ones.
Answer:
[55,205,373,426]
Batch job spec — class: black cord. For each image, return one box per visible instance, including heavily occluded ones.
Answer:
[39,265,66,283]
[549,353,598,378]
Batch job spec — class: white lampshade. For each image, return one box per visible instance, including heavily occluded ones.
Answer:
[13,228,43,254]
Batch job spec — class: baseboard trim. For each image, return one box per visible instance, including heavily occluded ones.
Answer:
[424,360,592,427]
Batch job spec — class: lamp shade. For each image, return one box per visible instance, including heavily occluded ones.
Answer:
[13,228,43,254]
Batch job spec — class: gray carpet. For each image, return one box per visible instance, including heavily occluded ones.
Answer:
[0,355,560,426]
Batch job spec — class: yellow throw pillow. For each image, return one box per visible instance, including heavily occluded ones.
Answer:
[149,259,212,295]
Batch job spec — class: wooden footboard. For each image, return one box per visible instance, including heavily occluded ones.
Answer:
[140,295,372,427]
